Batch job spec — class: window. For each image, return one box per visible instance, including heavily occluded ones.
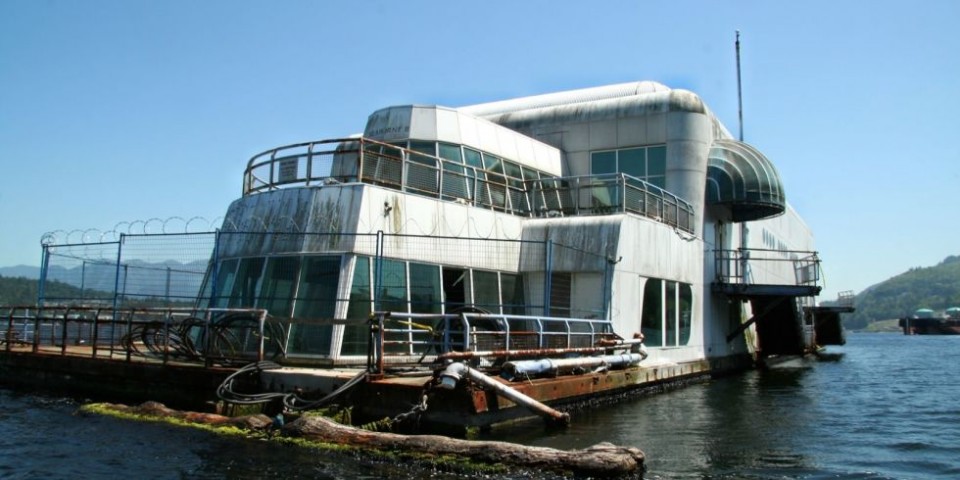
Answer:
[289,256,341,356]
[342,256,371,356]
[482,152,507,210]
[473,270,501,313]
[500,273,525,315]
[258,256,300,317]
[211,258,239,308]
[590,145,667,188]
[549,272,572,318]
[409,263,441,314]
[229,257,265,308]
[640,277,692,347]
[439,143,469,201]
[406,141,439,196]
[641,279,663,346]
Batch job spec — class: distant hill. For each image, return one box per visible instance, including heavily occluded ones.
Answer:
[0,275,87,305]
[844,255,960,329]
[0,260,207,301]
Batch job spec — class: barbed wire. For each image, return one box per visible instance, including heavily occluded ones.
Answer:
[40,216,224,246]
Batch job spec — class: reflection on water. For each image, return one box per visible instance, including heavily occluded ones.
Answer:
[2,334,959,479]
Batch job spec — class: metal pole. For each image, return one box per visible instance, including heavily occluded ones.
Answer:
[38,245,50,306]
[112,235,123,313]
[544,240,553,317]
[374,231,384,312]
[80,261,86,301]
[736,30,744,142]
[210,229,221,307]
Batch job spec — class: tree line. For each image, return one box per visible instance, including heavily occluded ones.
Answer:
[842,255,960,329]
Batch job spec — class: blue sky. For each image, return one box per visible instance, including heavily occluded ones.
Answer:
[1,0,957,300]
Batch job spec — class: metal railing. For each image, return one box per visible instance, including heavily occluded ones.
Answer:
[5,305,619,372]
[242,137,695,232]
[714,248,821,288]
[527,173,695,232]
[243,137,533,215]
[2,305,270,366]
[370,311,619,374]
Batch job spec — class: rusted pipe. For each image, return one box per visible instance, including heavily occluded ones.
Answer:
[501,353,645,381]
[437,346,616,362]
[437,362,570,426]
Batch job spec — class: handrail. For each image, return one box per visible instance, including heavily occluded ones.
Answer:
[369,311,619,374]
[714,248,821,288]
[242,137,696,232]
[527,173,695,233]
[2,306,270,367]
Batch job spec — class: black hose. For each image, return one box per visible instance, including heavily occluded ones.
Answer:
[216,361,368,412]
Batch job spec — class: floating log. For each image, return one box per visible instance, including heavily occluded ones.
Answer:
[83,402,644,476]
[86,401,275,430]
[284,415,645,476]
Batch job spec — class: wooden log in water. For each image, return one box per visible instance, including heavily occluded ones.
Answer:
[283,415,645,476]
[90,401,275,430]
[85,402,644,476]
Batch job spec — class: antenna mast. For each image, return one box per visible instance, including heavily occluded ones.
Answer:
[736,30,743,142]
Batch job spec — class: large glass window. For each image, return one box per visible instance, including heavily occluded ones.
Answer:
[640,277,692,347]
[591,151,617,174]
[258,257,300,317]
[377,259,408,353]
[211,258,239,308]
[500,273,525,315]
[473,271,501,313]
[482,153,507,209]
[289,256,341,356]
[666,281,677,346]
[377,258,407,313]
[439,143,469,202]
[590,145,667,188]
[679,283,693,345]
[406,141,439,196]
[641,279,663,347]
[293,257,341,319]
[342,256,371,356]
[409,263,441,313]
[229,257,265,308]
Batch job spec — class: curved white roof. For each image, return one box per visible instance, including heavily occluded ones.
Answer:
[460,81,671,117]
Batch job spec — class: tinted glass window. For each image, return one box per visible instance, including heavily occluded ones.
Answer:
[289,256,341,356]
[473,270,501,312]
[259,256,300,317]
[229,257,265,308]
[679,283,692,345]
[342,256,371,356]
[409,263,441,313]
[618,148,645,178]
[641,278,663,347]
[591,151,617,174]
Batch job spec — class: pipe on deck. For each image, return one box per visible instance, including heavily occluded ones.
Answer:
[437,362,570,426]
[501,353,645,381]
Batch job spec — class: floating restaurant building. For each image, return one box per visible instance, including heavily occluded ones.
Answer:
[1,81,849,429]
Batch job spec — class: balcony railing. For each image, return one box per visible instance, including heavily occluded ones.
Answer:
[242,137,695,233]
[527,173,695,232]
[714,248,821,296]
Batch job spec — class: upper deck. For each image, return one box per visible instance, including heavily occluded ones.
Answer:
[243,136,694,233]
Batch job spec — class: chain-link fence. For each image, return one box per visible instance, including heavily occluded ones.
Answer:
[39,231,612,319]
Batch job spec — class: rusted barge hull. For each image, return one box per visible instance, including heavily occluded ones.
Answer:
[0,343,753,430]
[0,348,233,410]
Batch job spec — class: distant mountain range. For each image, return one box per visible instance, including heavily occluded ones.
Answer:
[840,255,960,329]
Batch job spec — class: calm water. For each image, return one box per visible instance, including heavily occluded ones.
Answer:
[2,333,958,479]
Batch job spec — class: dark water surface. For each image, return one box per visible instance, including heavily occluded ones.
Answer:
[2,333,958,479]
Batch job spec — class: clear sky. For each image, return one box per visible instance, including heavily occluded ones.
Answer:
[1,0,957,301]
